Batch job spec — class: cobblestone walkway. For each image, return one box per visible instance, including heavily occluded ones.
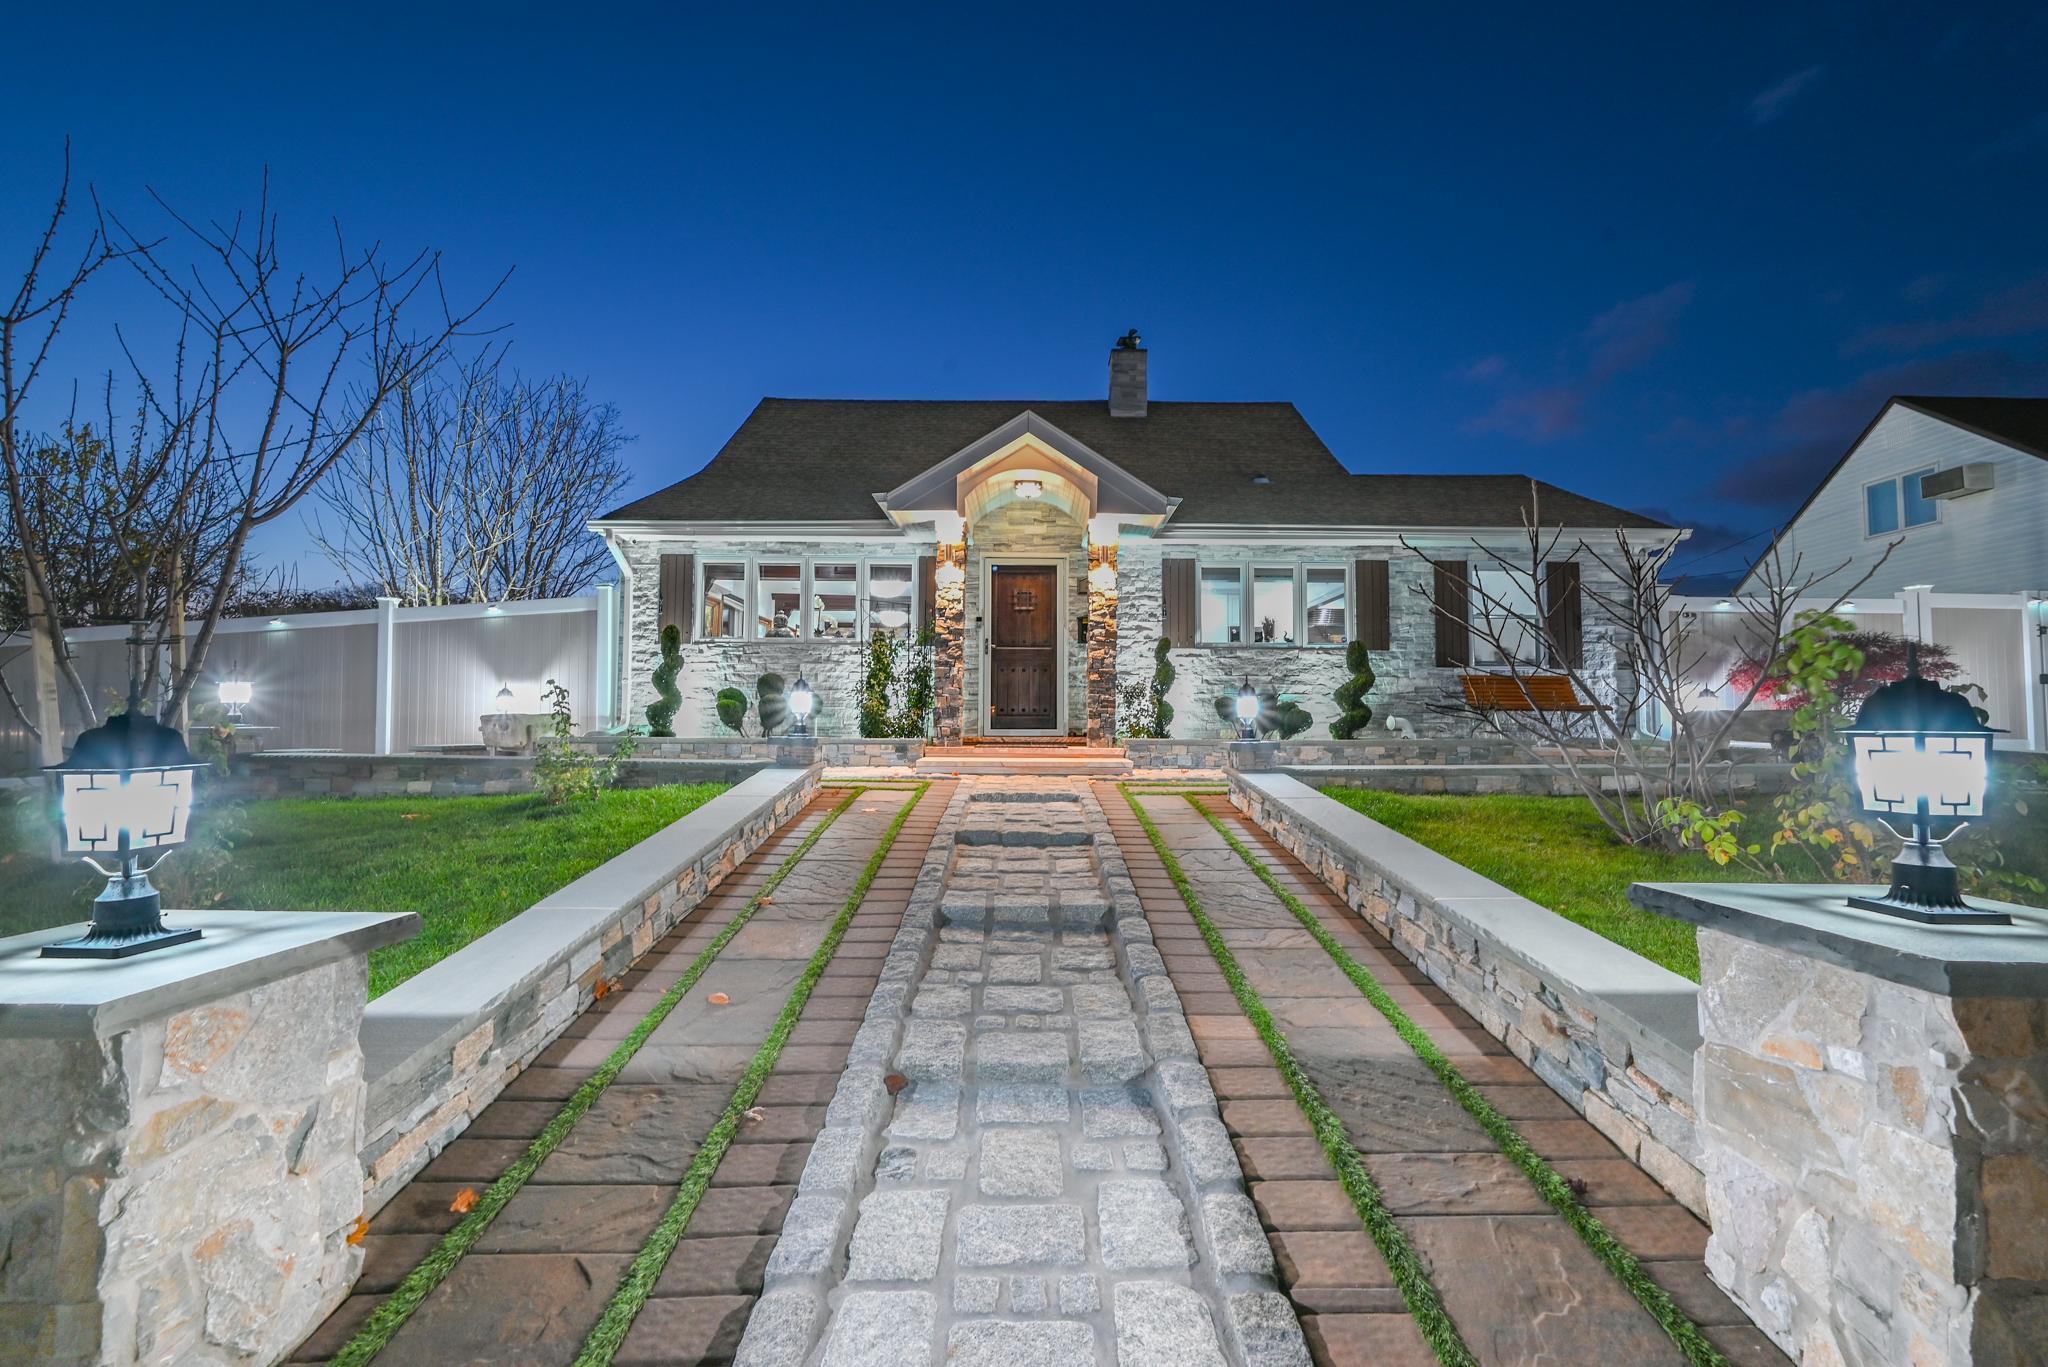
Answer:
[738,779,1307,1366]
[1111,789,1790,1367]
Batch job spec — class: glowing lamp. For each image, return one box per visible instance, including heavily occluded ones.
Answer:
[495,684,515,716]
[1234,676,1260,742]
[1089,563,1117,592]
[789,671,816,738]
[217,680,253,718]
[42,707,208,958]
[876,608,910,631]
[1840,645,2004,925]
[1014,478,1044,500]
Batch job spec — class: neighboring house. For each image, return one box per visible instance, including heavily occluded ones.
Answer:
[590,336,1677,740]
[1737,396,2048,598]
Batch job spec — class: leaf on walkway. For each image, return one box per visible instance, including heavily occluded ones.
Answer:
[708,992,731,1005]
[449,1188,480,1214]
[345,1216,370,1246]
[884,1073,908,1095]
[593,978,614,1000]
[742,1107,766,1126]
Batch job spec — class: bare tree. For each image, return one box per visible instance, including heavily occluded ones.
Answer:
[312,352,630,604]
[1401,496,1896,850]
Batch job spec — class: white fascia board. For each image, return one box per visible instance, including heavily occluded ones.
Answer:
[591,519,909,542]
[880,410,1175,519]
[1150,523,1687,547]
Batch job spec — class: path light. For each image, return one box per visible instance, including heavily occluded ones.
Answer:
[1235,675,1260,741]
[1841,643,2006,925]
[42,683,208,959]
[789,670,816,738]
[217,680,253,719]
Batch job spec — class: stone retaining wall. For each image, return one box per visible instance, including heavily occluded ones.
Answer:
[354,766,819,1211]
[231,751,768,798]
[1297,760,1794,797]
[1228,772,1709,1216]
[574,735,926,767]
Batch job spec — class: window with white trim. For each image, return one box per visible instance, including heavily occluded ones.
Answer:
[1197,566,1244,644]
[1304,566,1347,645]
[866,563,915,639]
[702,563,746,638]
[1471,567,1540,665]
[1251,567,1297,645]
[812,563,858,638]
[755,563,802,637]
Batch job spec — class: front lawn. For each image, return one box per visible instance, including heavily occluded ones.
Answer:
[0,785,728,996]
[1318,789,1754,980]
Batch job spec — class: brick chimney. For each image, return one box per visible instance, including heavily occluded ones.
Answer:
[1109,330,1147,417]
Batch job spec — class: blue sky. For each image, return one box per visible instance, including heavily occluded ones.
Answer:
[5,3,2046,585]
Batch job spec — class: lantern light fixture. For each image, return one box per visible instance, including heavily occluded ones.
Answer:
[788,670,816,738]
[1234,675,1260,741]
[1013,477,1044,500]
[42,664,208,958]
[495,684,515,716]
[1840,643,2006,925]
[217,680,253,719]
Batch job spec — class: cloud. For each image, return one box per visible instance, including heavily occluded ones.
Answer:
[1459,354,1507,382]
[1461,283,1694,442]
[1746,65,1824,127]
[1710,348,2048,506]
[1845,272,2048,354]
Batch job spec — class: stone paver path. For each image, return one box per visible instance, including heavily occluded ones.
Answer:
[1109,788,1790,1367]
[290,785,940,1366]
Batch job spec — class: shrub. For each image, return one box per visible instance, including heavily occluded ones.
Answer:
[861,634,897,737]
[1329,640,1376,739]
[714,687,750,735]
[534,680,635,803]
[894,626,936,737]
[756,672,790,737]
[1117,636,1178,740]
[645,624,684,736]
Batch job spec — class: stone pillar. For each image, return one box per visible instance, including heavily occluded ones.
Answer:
[932,540,967,744]
[0,909,416,1366]
[1631,881,2048,1366]
[1086,542,1118,744]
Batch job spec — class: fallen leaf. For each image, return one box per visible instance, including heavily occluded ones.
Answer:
[449,1188,480,1214]
[883,1073,909,1095]
[1565,1176,1590,1199]
[401,813,420,821]
[741,1107,766,1125]
[759,896,774,905]
[593,978,614,1000]
[708,992,731,1005]
[345,1216,370,1246]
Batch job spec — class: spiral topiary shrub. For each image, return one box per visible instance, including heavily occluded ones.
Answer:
[1151,637,1175,737]
[756,672,790,737]
[715,687,750,735]
[645,624,684,736]
[1329,639,1376,739]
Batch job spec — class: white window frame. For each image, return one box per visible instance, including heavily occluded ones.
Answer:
[695,554,920,644]
[1302,563,1349,647]
[1901,466,1941,530]
[1470,565,1543,666]
[1249,565,1300,646]
[1196,564,1248,645]
[863,559,919,641]
[1863,476,1903,540]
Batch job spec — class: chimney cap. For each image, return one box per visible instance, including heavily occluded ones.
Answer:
[1116,329,1143,350]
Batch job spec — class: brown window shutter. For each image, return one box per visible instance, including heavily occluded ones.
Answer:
[658,553,695,637]
[1545,561,1583,668]
[1354,559,1390,651]
[1433,560,1469,667]
[1161,558,1196,647]
[917,554,937,634]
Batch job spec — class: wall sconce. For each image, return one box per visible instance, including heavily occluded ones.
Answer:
[1014,478,1044,500]
[1089,564,1117,592]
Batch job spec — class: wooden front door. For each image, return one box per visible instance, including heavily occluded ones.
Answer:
[988,564,1059,731]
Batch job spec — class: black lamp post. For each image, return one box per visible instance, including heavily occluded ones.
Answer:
[42,679,209,958]
[1840,644,2006,925]
[789,670,816,738]
[1234,675,1260,742]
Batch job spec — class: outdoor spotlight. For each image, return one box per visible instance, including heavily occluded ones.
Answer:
[1014,478,1044,500]
[789,670,816,738]
[1235,675,1260,741]
[495,684,515,715]
[42,688,208,959]
[1840,644,2005,925]
[217,680,253,719]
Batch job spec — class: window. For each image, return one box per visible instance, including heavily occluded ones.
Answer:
[702,563,746,638]
[812,563,858,638]
[1198,567,1244,644]
[1305,567,1347,645]
[1471,567,1540,665]
[1903,467,1939,528]
[1866,480,1901,536]
[866,563,915,639]
[1252,568,1296,645]
[756,563,802,637]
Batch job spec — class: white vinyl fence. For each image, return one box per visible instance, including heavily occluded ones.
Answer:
[1656,589,2047,752]
[0,589,622,772]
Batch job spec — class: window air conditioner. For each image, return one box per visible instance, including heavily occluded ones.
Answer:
[1919,464,1996,500]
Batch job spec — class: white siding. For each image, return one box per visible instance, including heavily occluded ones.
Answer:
[1748,407,2048,597]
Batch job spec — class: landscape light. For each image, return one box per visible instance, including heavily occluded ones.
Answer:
[42,688,208,959]
[1235,676,1259,741]
[789,670,815,738]
[496,684,515,716]
[217,680,253,719]
[1840,644,2005,925]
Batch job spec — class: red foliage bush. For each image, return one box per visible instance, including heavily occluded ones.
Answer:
[1727,631,1970,714]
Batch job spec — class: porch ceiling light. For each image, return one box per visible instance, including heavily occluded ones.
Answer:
[217,680,253,718]
[42,687,208,959]
[1014,477,1044,500]
[1841,644,2005,925]
[1235,675,1260,742]
[789,670,816,738]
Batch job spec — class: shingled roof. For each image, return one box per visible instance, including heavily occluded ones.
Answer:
[597,398,1670,530]
[1895,395,2048,462]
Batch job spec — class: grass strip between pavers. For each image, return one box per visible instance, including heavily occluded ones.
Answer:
[1183,793,1732,1367]
[574,781,931,1365]
[1115,785,1480,1367]
[329,786,871,1367]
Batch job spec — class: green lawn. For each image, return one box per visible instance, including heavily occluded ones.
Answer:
[1317,790,1757,980]
[1,785,728,997]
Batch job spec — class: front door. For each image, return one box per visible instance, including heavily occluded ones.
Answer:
[988,563,1059,732]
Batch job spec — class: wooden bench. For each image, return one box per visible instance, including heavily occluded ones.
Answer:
[1458,673,1597,715]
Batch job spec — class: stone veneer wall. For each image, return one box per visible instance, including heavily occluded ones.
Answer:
[962,499,1090,735]
[1087,542,1117,742]
[2,956,373,1365]
[1229,772,1708,1216]
[1694,929,2048,1364]
[231,751,770,798]
[356,767,818,1210]
[1111,539,1636,741]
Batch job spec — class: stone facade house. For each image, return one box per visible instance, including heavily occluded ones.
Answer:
[591,337,1678,741]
